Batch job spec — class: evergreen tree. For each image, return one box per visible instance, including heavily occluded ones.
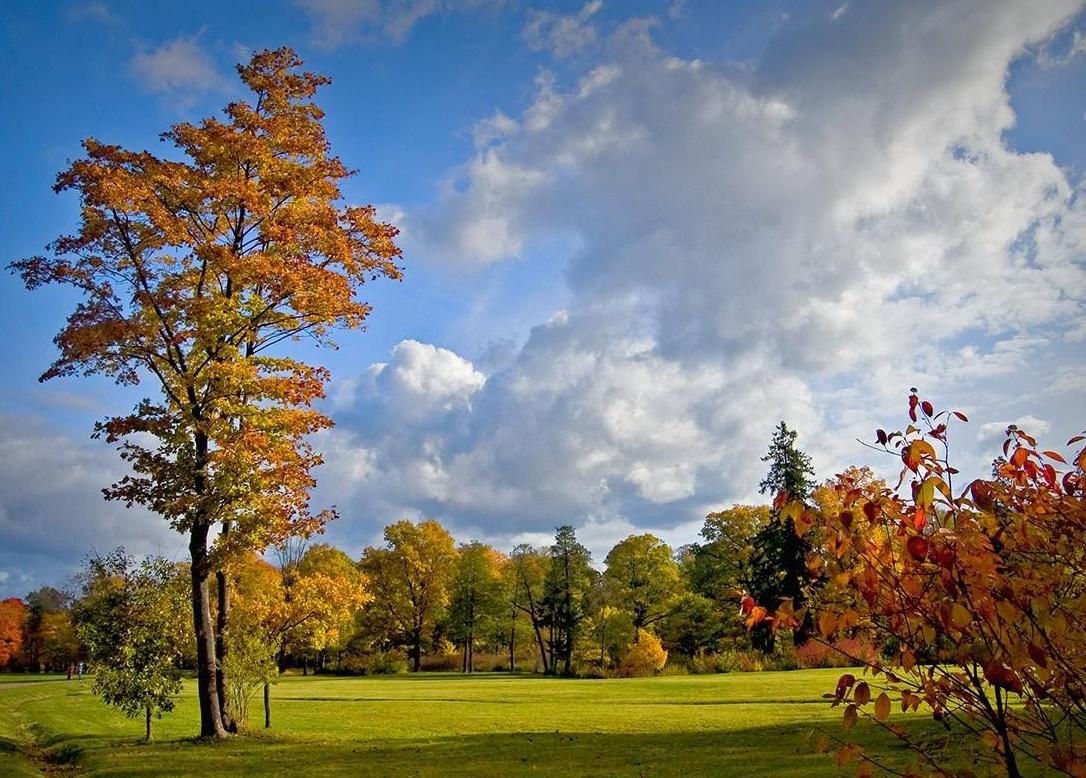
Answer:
[542,526,594,675]
[748,422,816,652]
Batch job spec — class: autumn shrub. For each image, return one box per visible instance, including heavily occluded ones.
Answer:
[617,630,668,677]
[793,637,879,669]
[419,653,461,672]
[747,391,1086,777]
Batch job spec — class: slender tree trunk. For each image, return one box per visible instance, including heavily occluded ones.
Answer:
[145,705,152,741]
[215,533,236,732]
[508,603,516,673]
[264,683,271,729]
[189,521,227,738]
[412,628,422,673]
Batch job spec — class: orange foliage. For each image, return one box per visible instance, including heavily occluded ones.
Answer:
[0,598,26,669]
[618,630,668,677]
[9,47,401,736]
[750,391,1086,777]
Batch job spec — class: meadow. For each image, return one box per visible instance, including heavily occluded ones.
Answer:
[0,669,972,777]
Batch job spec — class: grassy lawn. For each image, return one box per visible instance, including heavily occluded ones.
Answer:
[0,669,973,776]
[0,673,72,684]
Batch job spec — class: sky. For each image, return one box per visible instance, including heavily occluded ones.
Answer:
[1,0,1084,597]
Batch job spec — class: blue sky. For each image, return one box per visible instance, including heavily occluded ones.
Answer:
[1,0,1085,597]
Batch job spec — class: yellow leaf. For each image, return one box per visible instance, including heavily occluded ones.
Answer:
[874,693,891,721]
[950,603,971,629]
[843,704,858,730]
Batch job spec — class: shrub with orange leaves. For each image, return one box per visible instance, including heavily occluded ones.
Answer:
[618,630,669,677]
[748,390,1086,778]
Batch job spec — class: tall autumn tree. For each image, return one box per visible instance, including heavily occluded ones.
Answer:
[447,542,506,672]
[10,48,402,737]
[603,534,682,636]
[360,519,457,672]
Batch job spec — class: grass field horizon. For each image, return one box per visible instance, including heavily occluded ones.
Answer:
[0,669,978,777]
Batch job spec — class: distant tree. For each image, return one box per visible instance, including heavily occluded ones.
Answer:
[509,544,552,672]
[603,534,682,636]
[748,421,817,651]
[23,587,66,671]
[542,526,594,676]
[10,47,402,737]
[72,550,190,740]
[0,598,27,670]
[227,548,367,728]
[447,542,506,672]
[658,592,726,658]
[578,605,632,671]
[685,505,770,605]
[360,520,456,672]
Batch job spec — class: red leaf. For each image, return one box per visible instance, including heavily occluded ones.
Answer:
[953,411,969,422]
[740,595,755,615]
[921,400,934,417]
[1042,450,1067,464]
[907,536,929,561]
[912,505,927,530]
[876,428,887,445]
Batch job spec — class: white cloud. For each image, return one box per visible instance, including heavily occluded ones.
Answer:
[0,416,183,597]
[524,0,603,58]
[978,415,1053,442]
[130,34,229,106]
[295,0,502,48]
[321,1,1086,553]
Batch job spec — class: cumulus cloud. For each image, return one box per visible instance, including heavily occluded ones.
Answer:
[0,416,182,597]
[978,415,1053,442]
[295,0,502,48]
[130,34,230,107]
[323,0,1086,553]
[523,0,603,58]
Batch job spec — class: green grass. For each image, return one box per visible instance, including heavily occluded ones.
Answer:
[0,669,972,776]
[0,673,71,684]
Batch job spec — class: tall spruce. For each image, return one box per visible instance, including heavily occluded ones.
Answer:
[749,422,816,652]
[542,526,594,675]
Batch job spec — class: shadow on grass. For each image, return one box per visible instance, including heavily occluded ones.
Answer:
[73,721,960,778]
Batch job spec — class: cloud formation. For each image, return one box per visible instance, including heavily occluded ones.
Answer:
[0,416,182,595]
[130,34,229,106]
[295,0,502,47]
[523,0,603,58]
[324,0,1086,559]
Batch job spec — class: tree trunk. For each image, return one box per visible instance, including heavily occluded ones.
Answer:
[190,525,228,738]
[412,628,422,673]
[508,604,516,673]
[145,705,152,741]
[264,683,271,729]
[215,559,236,732]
